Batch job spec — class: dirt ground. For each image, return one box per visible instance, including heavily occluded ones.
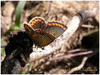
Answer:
[1,1,99,74]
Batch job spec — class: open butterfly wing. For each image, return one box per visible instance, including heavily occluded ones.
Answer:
[44,22,67,38]
[24,24,55,47]
[24,18,67,47]
[29,17,46,30]
[24,23,35,35]
[31,30,55,47]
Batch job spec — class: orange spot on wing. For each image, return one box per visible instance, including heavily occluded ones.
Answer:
[47,23,67,31]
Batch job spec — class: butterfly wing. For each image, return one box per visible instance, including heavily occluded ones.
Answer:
[29,17,46,30]
[24,23,35,35]
[24,19,67,47]
[24,24,55,47]
[44,22,67,38]
[31,30,55,47]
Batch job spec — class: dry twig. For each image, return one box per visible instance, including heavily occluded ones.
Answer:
[29,8,97,62]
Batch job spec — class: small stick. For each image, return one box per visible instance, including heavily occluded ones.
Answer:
[67,56,88,74]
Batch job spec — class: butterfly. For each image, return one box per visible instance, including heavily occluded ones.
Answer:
[24,17,67,47]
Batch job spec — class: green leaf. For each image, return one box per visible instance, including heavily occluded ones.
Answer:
[11,1,26,30]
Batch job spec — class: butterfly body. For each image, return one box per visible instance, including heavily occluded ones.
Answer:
[24,17,67,47]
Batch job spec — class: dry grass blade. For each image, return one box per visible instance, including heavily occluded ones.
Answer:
[67,56,88,74]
